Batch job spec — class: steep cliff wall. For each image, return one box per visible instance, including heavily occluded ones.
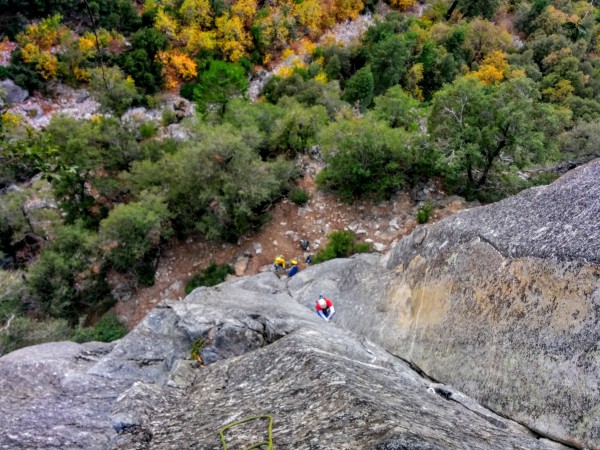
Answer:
[0,273,560,449]
[289,161,600,448]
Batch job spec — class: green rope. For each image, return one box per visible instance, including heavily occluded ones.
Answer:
[219,415,273,450]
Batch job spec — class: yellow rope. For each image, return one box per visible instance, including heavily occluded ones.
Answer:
[219,415,273,450]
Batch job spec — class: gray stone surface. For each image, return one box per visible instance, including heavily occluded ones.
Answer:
[289,160,600,449]
[0,79,28,105]
[0,273,557,449]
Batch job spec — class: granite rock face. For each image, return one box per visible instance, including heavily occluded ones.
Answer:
[0,79,28,105]
[289,161,600,449]
[0,274,559,449]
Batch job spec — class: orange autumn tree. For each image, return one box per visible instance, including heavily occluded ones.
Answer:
[157,50,198,88]
[390,0,417,12]
[17,14,68,80]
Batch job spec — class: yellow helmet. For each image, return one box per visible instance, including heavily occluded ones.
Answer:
[291,259,298,265]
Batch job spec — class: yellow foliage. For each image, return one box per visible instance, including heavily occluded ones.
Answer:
[293,0,323,36]
[509,69,526,79]
[155,7,179,38]
[281,48,295,60]
[181,26,217,53]
[157,50,198,89]
[314,71,328,84]
[20,42,59,79]
[73,67,90,82]
[179,0,213,26]
[216,13,251,62]
[542,79,574,103]
[17,14,64,50]
[143,0,158,13]
[468,50,509,85]
[299,38,316,56]
[1,111,21,129]
[278,65,293,78]
[231,0,258,22]
[78,35,96,57]
[468,65,503,85]
[333,0,363,22]
[407,62,424,100]
[390,0,417,12]
[314,56,325,66]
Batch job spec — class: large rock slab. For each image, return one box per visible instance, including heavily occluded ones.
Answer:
[0,79,28,105]
[0,273,557,449]
[289,161,600,449]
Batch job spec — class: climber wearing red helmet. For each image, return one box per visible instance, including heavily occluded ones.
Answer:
[316,294,335,321]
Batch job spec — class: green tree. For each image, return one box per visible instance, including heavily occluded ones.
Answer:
[27,223,107,320]
[372,85,422,130]
[127,124,296,241]
[429,76,566,197]
[268,99,329,157]
[194,60,248,115]
[342,65,374,111]
[45,116,143,227]
[316,116,414,200]
[98,193,171,274]
[89,66,140,116]
[118,27,168,94]
[368,35,411,95]
[445,0,501,20]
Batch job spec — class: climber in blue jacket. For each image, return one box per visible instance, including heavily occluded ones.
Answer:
[288,259,299,277]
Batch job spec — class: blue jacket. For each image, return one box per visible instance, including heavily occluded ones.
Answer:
[288,265,299,277]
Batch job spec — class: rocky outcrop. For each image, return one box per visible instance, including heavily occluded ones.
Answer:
[0,273,561,449]
[289,161,600,449]
[0,79,28,105]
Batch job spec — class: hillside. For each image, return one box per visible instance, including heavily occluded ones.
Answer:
[3,0,600,357]
[3,160,599,448]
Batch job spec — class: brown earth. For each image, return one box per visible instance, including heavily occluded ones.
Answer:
[113,157,474,328]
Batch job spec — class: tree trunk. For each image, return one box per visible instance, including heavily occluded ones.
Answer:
[445,0,460,21]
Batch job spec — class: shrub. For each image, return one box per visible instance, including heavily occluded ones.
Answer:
[161,109,177,126]
[89,66,140,117]
[0,317,71,356]
[416,199,432,223]
[353,242,372,253]
[185,262,234,294]
[316,116,413,201]
[289,188,309,206]
[139,121,157,139]
[190,337,205,360]
[71,313,128,343]
[313,230,370,263]
[98,193,171,273]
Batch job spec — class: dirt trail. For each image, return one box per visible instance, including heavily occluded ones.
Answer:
[113,157,472,328]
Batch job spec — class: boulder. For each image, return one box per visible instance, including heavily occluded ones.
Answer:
[0,273,558,449]
[289,160,600,449]
[0,79,28,105]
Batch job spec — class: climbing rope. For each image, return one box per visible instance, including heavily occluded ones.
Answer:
[219,415,273,450]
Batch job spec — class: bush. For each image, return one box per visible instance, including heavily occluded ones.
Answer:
[313,230,370,263]
[289,188,309,206]
[316,116,413,201]
[0,316,71,356]
[353,242,372,253]
[139,121,157,139]
[185,262,234,294]
[416,199,432,223]
[190,337,204,360]
[161,109,177,126]
[71,313,128,343]
[98,193,171,273]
